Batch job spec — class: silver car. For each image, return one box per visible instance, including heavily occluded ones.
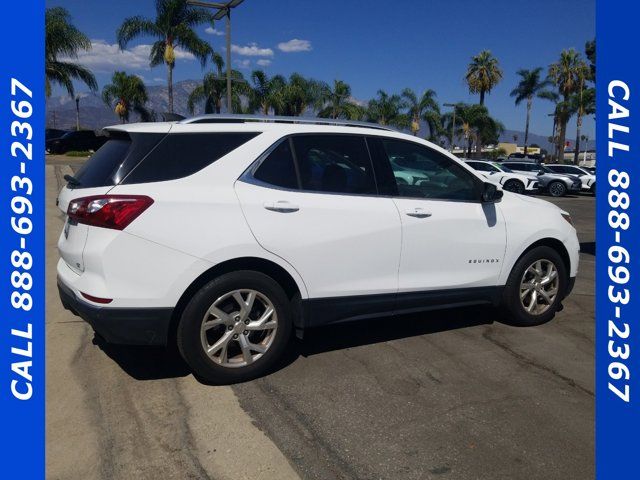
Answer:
[502,161,582,197]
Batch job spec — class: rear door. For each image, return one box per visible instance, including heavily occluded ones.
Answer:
[235,134,402,299]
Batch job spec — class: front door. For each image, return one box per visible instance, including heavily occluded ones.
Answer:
[369,137,506,293]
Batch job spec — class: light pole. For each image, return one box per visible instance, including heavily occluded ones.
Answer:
[443,103,456,152]
[187,0,245,113]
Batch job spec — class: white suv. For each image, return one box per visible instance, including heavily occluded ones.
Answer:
[465,160,539,194]
[57,116,579,383]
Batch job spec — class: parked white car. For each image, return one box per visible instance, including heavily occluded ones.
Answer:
[546,164,596,194]
[57,116,579,383]
[465,160,539,194]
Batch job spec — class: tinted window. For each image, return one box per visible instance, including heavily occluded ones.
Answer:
[505,162,536,172]
[123,132,259,184]
[292,135,376,195]
[468,161,495,172]
[253,139,298,189]
[381,139,479,201]
[72,133,165,189]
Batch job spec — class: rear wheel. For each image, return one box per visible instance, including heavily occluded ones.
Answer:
[177,271,293,383]
[548,181,567,197]
[503,179,525,194]
[501,246,567,326]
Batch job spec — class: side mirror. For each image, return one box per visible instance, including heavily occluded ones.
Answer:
[481,182,503,202]
[537,170,544,176]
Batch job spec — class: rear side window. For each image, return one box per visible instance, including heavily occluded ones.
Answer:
[253,140,298,189]
[123,132,259,184]
[292,135,376,195]
[72,133,165,189]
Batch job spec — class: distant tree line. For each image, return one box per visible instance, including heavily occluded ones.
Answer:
[45,1,595,163]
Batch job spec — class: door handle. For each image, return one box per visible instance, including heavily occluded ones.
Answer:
[263,201,300,213]
[405,208,432,218]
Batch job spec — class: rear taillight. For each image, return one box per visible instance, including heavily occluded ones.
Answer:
[67,195,153,230]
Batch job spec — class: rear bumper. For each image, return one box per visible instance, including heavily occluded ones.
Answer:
[57,278,173,346]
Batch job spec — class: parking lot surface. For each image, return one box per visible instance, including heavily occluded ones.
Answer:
[47,158,594,480]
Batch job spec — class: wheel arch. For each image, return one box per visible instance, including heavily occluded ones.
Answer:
[168,256,306,344]
[512,237,571,280]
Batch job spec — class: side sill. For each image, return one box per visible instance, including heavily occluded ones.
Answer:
[301,286,503,329]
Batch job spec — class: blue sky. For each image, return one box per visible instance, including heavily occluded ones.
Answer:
[48,0,595,138]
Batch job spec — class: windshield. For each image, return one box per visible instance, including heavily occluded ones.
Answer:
[493,162,514,173]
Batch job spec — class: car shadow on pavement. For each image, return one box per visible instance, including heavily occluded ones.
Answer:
[93,305,497,383]
[580,241,595,255]
[93,336,192,381]
[296,305,496,358]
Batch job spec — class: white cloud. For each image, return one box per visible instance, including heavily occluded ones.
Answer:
[205,26,224,36]
[231,42,274,57]
[234,59,251,69]
[256,59,272,67]
[61,40,196,73]
[277,39,312,53]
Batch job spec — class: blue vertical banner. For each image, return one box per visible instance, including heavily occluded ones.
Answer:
[596,0,640,478]
[0,0,45,478]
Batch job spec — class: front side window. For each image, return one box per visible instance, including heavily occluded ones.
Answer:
[292,135,376,195]
[381,138,479,201]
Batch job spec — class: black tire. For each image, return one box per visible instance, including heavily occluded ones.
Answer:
[590,184,596,196]
[177,271,293,384]
[547,181,567,197]
[503,179,525,194]
[500,246,567,326]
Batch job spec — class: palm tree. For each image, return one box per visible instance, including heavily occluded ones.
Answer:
[367,90,407,128]
[400,88,441,140]
[465,50,503,106]
[102,71,150,123]
[442,103,503,158]
[45,7,97,98]
[117,0,214,113]
[548,49,589,164]
[317,80,363,120]
[571,86,595,164]
[510,68,552,155]
[249,70,275,115]
[188,69,248,114]
[268,73,324,116]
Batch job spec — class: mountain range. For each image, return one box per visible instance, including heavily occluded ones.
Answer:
[46,79,595,152]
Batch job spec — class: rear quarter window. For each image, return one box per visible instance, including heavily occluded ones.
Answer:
[122,132,259,184]
[72,133,165,189]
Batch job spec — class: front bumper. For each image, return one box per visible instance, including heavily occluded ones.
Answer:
[57,278,173,346]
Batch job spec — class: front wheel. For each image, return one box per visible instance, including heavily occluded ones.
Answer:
[503,179,525,194]
[177,271,293,383]
[547,181,567,197]
[500,246,567,326]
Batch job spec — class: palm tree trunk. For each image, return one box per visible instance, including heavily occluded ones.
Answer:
[479,90,485,106]
[573,114,582,165]
[167,63,174,113]
[558,120,568,164]
[524,97,532,155]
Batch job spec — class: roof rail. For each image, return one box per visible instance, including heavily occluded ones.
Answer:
[179,114,396,132]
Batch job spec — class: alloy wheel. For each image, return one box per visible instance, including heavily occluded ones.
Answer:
[519,259,559,315]
[200,289,278,368]
[549,182,566,197]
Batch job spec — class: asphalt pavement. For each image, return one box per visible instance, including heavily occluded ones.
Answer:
[46,157,595,480]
